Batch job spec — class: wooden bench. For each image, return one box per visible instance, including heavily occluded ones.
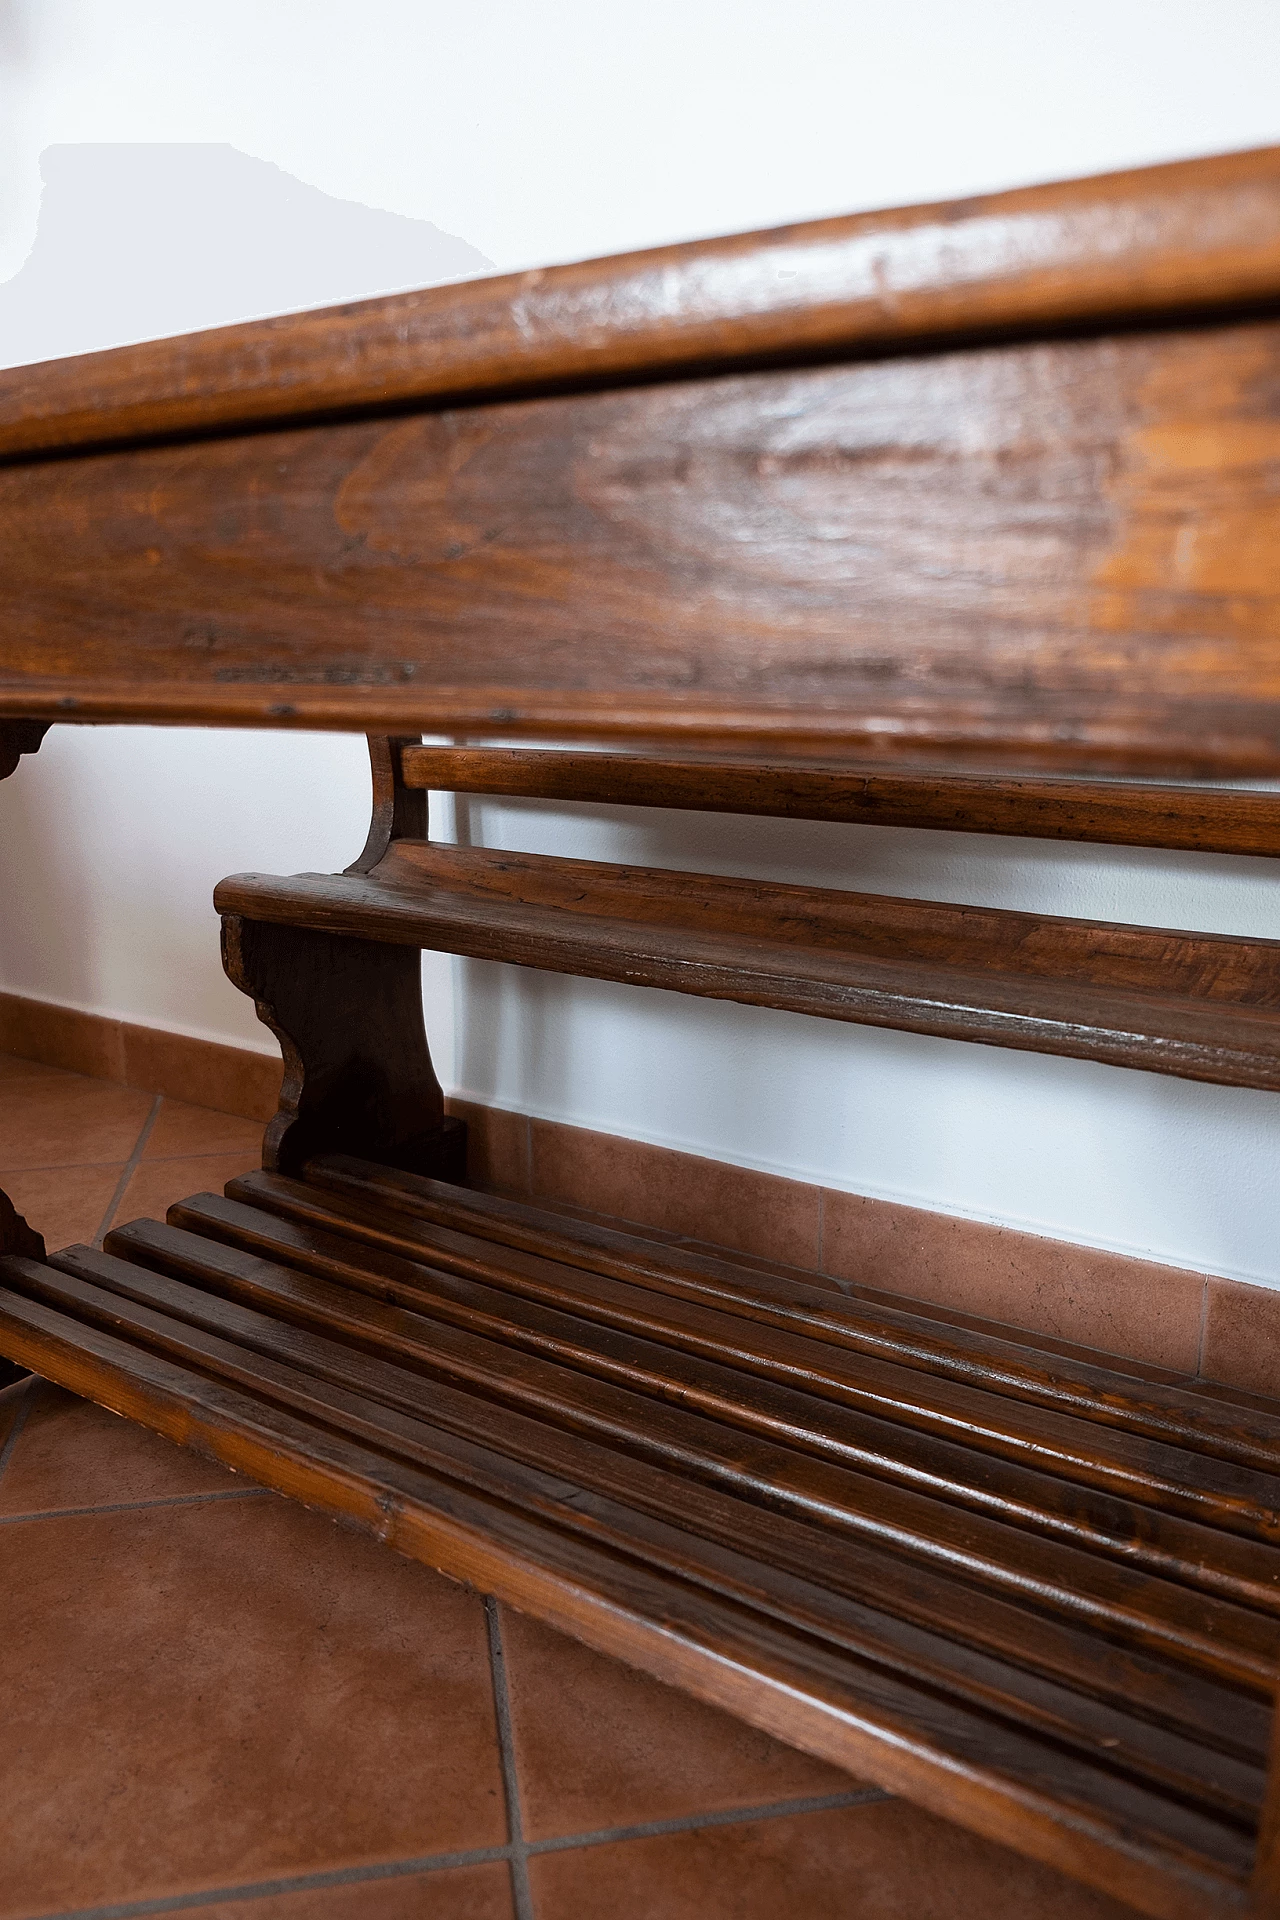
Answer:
[5,145,1280,1918]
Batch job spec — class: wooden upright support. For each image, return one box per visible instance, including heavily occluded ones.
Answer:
[221,739,465,1182]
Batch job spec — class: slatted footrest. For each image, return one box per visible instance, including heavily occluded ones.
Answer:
[1,1158,1276,1919]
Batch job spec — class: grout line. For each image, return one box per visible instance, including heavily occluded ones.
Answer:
[26,1788,892,1919]
[0,1373,41,1489]
[94,1095,163,1246]
[1195,1277,1210,1379]
[27,1846,516,1920]
[485,1594,536,1920]
[0,1157,155,1174]
[0,1486,271,1527]
[526,1786,890,1856]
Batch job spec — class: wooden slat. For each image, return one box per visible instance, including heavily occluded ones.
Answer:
[18,1244,1266,1818]
[29,1243,1258,1770]
[215,841,1280,1090]
[400,746,1280,859]
[75,1218,1276,1689]
[0,1279,1249,1920]
[6,146,1280,464]
[116,1200,1280,1642]
[192,1180,1280,1555]
[292,1158,1280,1478]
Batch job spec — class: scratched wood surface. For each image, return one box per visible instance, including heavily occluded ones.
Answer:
[3,153,1280,766]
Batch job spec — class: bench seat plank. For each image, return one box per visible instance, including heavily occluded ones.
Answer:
[217,840,1280,1089]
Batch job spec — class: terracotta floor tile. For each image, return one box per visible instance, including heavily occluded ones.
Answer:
[1,1159,125,1251]
[143,1095,266,1161]
[498,1605,856,1842]
[528,1799,1139,1920]
[2,1496,506,1915]
[0,1069,153,1172]
[111,1147,266,1232]
[193,1862,514,1919]
[0,1380,247,1516]
[0,1051,65,1083]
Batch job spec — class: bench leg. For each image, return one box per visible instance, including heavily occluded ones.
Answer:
[222,914,465,1180]
[0,723,50,1383]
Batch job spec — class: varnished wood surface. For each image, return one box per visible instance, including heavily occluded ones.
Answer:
[9,318,1280,763]
[284,1157,1280,1482]
[217,839,1280,1088]
[403,746,1280,857]
[5,146,1280,462]
[0,1154,1274,1918]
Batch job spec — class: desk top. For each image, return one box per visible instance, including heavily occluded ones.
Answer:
[5,145,1280,770]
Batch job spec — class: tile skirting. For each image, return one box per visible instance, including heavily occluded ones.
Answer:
[0,990,283,1121]
[0,987,1273,1398]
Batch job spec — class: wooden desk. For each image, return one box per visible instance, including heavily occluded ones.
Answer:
[5,145,1280,1919]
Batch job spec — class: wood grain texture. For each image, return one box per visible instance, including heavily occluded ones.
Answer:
[220,913,463,1179]
[0,1148,1275,1917]
[403,745,1280,857]
[6,145,1280,462]
[217,838,1280,1089]
[254,1159,1280,1482]
[8,319,1280,764]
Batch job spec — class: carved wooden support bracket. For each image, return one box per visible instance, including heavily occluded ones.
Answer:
[0,719,50,783]
[219,736,465,1181]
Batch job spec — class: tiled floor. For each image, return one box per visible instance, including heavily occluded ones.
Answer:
[0,1056,1141,1918]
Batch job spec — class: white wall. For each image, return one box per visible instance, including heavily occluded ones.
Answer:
[3,0,1280,1287]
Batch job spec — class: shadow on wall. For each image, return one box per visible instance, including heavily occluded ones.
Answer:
[0,142,493,367]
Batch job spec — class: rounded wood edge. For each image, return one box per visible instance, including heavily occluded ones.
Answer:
[5,144,1280,461]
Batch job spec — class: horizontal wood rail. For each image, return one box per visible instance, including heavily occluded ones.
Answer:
[216,840,1280,1090]
[0,1154,1272,1918]
[7,145,1280,463]
[402,746,1280,857]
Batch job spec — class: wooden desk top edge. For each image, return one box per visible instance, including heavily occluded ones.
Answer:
[6,143,1280,462]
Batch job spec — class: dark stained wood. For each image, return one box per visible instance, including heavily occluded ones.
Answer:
[2,1147,1276,1916]
[8,318,1280,767]
[105,1207,1280,1635]
[402,745,1280,858]
[0,720,49,782]
[346,734,427,874]
[217,838,1280,1090]
[37,1237,1270,1827]
[0,1282,1249,1920]
[221,914,463,1179]
[6,146,1280,463]
[229,1164,1280,1491]
[6,143,1280,1919]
